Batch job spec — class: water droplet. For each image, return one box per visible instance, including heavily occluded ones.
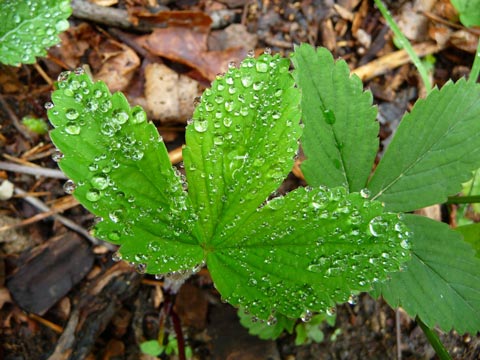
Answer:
[323,109,336,125]
[267,314,277,326]
[52,150,64,162]
[55,19,70,32]
[112,251,122,262]
[135,263,147,274]
[74,67,84,75]
[400,239,410,250]
[264,47,272,55]
[247,49,255,58]
[228,61,237,69]
[347,295,358,305]
[109,209,123,223]
[253,81,263,91]
[65,122,81,135]
[86,188,101,202]
[360,188,370,199]
[44,101,54,110]
[13,14,21,23]
[112,110,129,124]
[241,74,253,87]
[131,107,146,124]
[91,174,109,190]
[65,108,79,120]
[193,119,208,133]
[63,180,76,194]
[57,71,70,82]
[254,58,268,72]
[108,231,121,241]
[301,309,312,322]
[326,306,336,316]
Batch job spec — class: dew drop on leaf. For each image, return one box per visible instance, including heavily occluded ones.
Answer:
[44,101,54,110]
[86,188,101,202]
[300,309,312,322]
[360,188,370,199]
[135,263,147,274]
[131,107,147,124]
[241,74,253,87]
[194,119,208,133]
[91,174,109,190]
[255,60,269,73]
[63,179,76,194]
[65,109,79,120]
[52,150,64,162]
[323,109,336,125]
[65,122,81,135]
[112,251,122,262]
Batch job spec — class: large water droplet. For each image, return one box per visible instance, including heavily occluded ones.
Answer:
[65,108,79,120]
[86,188,101,202]
[241,74,253,87]
[112,251,122,262]
[360,188,370,199]
[323,109,336,125]
[131,107,146,124]
[52,150,64,162]
[91,174,109,190]
[255,60,268,73]
[300,309,312,322]
[63,179,76,194]
[65,122,81,135]
[112,110,129,125]
[194,119,208,133]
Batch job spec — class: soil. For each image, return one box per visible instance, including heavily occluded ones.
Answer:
[1,0,479,359]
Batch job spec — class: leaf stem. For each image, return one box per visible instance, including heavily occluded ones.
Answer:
[469,39,480,83]
[447,195,480,204]
[373,0,432,92]
[416,316,452,360]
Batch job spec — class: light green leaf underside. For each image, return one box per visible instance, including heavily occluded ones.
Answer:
[0,0,71,65]
[455,223,480,257]
[207,186,411,321]
[368,79,480,212]
[183,53,301,244]
[373,214,480,334]
[238,308,295,340]
[48,71,203,274]
[291,44,379,192]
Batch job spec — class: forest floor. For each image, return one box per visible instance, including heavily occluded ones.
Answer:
[1,0,479,359]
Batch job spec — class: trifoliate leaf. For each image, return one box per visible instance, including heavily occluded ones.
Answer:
[373,214,480,334]
[368,79,480,212]
[291,44,379,192]
[207,186,411,321]
[0,0,72,66]
[183,53,301,243]
[48,70,203,275]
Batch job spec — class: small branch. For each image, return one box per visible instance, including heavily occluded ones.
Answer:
[0,161,67,179]
[12,187,115,250]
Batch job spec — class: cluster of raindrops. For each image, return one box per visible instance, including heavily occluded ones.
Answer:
[1,0,71,66]
[210,185,412,323]
[185,49,301,233]
[48,68,205,276]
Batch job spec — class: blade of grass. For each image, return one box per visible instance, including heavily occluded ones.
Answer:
[469,39,480,83]
[373,0,432,92]
[416,316,452,360]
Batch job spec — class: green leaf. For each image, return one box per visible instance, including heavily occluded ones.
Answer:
[238,308,295,340]
[450,0,480,27]
[455,223,480,256]
[0,0,72,66]
[373,214,480,334]
[368,79,480,212]
[291,44,379,192]
[140,340,164,356]
[47,70,204,275]
[207,186,411,321]
[183,53,301,243]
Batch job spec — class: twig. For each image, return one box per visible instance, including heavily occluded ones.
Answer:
[0,93,32,140]
[0,161,67,179]
[352,42,443,81]
[12,187,115,249]
[396,309,402,360]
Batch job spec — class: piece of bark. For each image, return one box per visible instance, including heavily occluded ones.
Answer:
[47,262,142,360]
[6,232,94,315]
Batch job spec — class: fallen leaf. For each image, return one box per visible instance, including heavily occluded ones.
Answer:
[144,63,201,122]
[137,12,247,81]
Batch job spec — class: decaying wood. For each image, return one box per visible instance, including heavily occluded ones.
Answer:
[7,232,95,315]
[47,262,142,360]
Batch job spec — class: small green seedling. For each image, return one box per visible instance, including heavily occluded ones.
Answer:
[47,52,411,325]
[22,116,49,135]
[0,0,71,66]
